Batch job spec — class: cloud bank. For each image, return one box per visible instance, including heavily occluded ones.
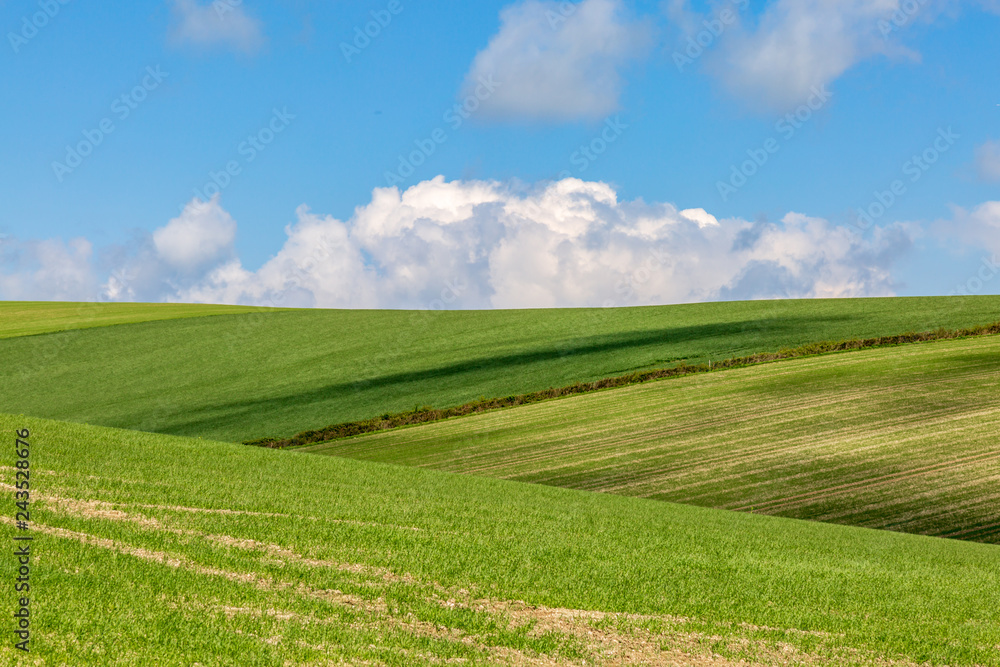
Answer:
[1,177,920,309]
[159,177,916,308]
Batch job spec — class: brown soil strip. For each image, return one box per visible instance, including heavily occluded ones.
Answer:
[0,516,386,614]
[9,512,928,666]
[25,490,415,584]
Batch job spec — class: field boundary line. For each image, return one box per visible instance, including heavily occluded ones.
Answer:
[251,322,1000,449]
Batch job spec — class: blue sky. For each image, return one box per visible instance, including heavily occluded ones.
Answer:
[2,0,999,308]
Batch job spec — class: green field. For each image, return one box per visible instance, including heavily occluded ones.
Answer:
[4,413,1000,665]
[5,297,1000,665]
[2,296,999,442]
[307,334,1000,544]
[0,301,263,339]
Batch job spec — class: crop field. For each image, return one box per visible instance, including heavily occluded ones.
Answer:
[2,296,1000,442]
[308,334,1000,544]
[3,412,1000,665]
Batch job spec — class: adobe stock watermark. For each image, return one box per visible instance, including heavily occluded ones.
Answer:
[853,126,959,230]
[352,276,468,392]
[611,246,670,307]
[7,0,72,54]
[547,244,671,358]
[949,255,1000,297]
[568,116,628,174]
[717,84,833,202]
[546,116,629,180]
[213,0,244,19]
[341,0,404,63]
[190,107,295,202]
[878,0,931,39]
[383,75,501,186]
[673,0,749,72]
[51,66,168,183]
[219,236,335,353]
[545,1,577,29]
[16,301,112,381]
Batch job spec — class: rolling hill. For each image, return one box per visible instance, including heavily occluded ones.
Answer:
[0,301,263,339]
[2,296,999,442]
[3,412,1000,665]
[306,333,1000,544]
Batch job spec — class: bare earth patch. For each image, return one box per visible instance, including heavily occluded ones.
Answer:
[11,495,939,666]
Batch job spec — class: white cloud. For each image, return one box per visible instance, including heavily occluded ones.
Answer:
[679,208,719,228]
[92,196,238,302]
[718,213,912,300]
[459,0,652,122]
[975,140,1000,182]
[175,205,379,309]
[0,237,96,301]
[697,0,915,111]
[673,0,1000,111]
[168,0,265,54]
[161,176,911,309]
[946,201,1000,255]
[153,195,237,271]
[0,179,927,308]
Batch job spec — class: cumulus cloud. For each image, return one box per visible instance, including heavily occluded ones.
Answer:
[718,214,912,300]
[1,179,926,308]
[175,205,380,309]
[459,0,653,122]
[97,196,238,302]
[157,177,912,309]
[153,196,237,271]
[168,0,265,54]
[975,140,1000,182]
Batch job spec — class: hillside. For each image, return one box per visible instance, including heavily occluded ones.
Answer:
[2,296,999,442]
[306,334,1000,544]
[3,413,1000,665]
[0,301,263,339]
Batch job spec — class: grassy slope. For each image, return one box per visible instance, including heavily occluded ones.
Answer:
[2,296,999,442]
[3,414,1000,665]
[307,335,1000,544]
[0,301,264,339]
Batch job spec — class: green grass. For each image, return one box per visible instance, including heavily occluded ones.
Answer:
[256,322,1000,448]
[306,334,1000,545]
[0,301,264,339]
[2,296,1000,442]
[4,413,1000,665]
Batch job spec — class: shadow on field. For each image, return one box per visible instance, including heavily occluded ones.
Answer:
[161,316,837,439]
